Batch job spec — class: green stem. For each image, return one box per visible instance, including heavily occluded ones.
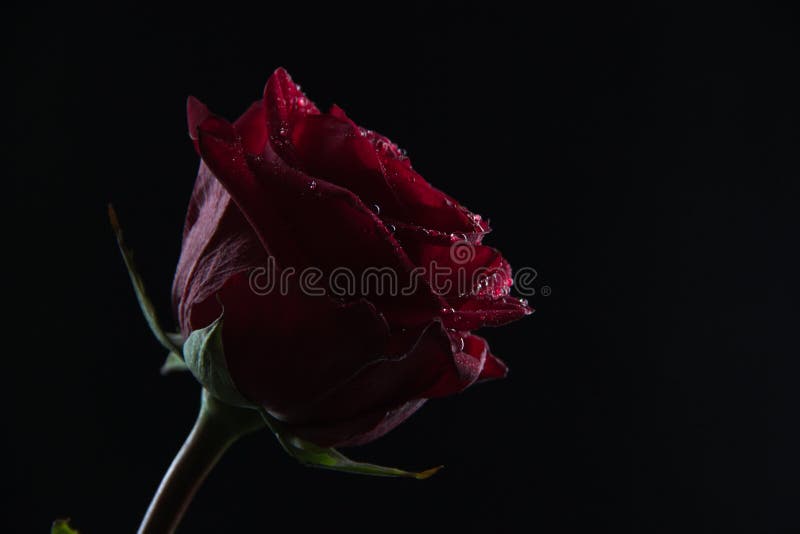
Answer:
[138,390,264,534]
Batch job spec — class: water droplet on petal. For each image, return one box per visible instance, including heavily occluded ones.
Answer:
[309,180,317,190]
[440,307,455,314]
[386,223,396,233]
[519,298,529,306]
[371,203,381,215]
[451,334,465,353]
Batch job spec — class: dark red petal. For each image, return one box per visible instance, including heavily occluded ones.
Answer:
[382,157,485,234]
[479,352,509,382]
[263,67,319,164]
[193,271,393,420]
[289,399,426,448]
[287,321,456,426]
[326,104,489,236]
[290,113,403,218]
[195,121,302,263]
[233,101,267,154]
[442,296,533,329]
[400,240,513,303]
[422,333,488,398]
[197,120,442,326]
[171,162,263,333]
[390,219,489,248]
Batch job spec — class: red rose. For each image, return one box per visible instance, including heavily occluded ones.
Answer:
[172,68,530,447]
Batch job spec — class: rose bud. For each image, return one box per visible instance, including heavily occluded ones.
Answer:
[172,68,531,449]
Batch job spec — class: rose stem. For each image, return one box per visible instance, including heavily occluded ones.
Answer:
[138,389,264,534]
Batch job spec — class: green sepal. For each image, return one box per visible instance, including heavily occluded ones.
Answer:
[183,311,252,408]
[108,204,183,356]
[51,519,79,534]
[258,408,442,479]
[161,351,189,375]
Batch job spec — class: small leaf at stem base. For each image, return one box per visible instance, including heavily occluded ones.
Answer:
[108,204,184,358]
[51,519,79,534]
[259,408,443,479]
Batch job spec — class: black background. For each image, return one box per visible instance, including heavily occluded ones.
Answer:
[8,1,799,532]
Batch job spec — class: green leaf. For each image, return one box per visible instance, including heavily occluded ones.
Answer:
[183,311,252,408]
[258,408,442,480]
[161,351,189,375]
[51,519,79,534]
[108,204,182,356]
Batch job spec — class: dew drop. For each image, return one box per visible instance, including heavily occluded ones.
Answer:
[371,203,381,215]
[386,223,396,233]
[309,180,317,190]
[440,307,455,314]
[519,298,529,306]
[451,334,465,353]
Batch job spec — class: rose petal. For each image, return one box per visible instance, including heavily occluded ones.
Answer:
[422,333,489,397]
[400,240,513,302]
[263,67,320,165]
[191,271,393,420]
[286,321,456,426]
[289,399,427,448]
[196,116,443,326]
[290,113,404,219]
[390,219,489,247]
[382,157,485,234]
[234,101,268,154]
[321,104,488,235]
[172,162,264,334]
[479,352,509,381]
[187,96,211,152]
[442,296,533,329]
